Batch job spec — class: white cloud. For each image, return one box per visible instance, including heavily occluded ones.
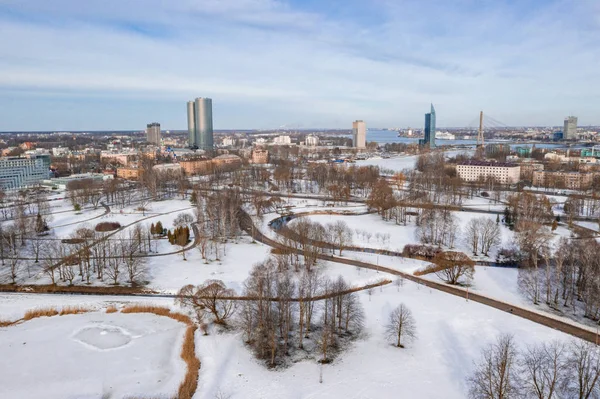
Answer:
[0,0,599,129]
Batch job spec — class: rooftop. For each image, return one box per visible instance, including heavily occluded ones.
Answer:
[458,160,519,167]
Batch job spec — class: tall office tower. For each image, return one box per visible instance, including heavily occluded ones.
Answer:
[146,122,161,145]
[352,120,366,149]
[563,116,578,140]
[420,104,436,148]
[187,98,214,150]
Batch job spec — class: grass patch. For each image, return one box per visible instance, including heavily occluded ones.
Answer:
[105,305,118,313]
[23,308,59,321]
[59,306,92,316]
[0,319,16,327]
[178,325,200,399]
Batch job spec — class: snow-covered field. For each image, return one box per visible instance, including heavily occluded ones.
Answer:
[0,311,186,399]
[196,277,576,399]
[301,210,515,259]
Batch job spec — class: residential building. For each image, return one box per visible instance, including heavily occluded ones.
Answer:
[146,122,161,145]
[116,167,143,180]
[100,152,137,166]
[419,104,436,148]
[0,154,51,189]
[187,98,214,150]
[251,149,269,164]
[213,154,242,170]
[456,160,520,184]
[305,135,320,146]
[564,116,578,140]
[533,170,594,190]
[179,158,213,175]
[519,162,544,181]
[352,120,366,149]
[152,164,182,174]
[222,137,235,147]
[52,147,70,157]
[273,135,292,145]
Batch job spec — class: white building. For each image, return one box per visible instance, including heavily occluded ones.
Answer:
[352,120,366,149]
[221,137,235,147]
[305,135,320,146]
[273,135,292,145]
[457,161,521,184]
[52,147,70,157]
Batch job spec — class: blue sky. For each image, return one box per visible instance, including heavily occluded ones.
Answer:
[0,0,598,131]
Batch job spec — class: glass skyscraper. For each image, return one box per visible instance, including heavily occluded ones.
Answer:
[420,104,436,148]
[187,98,214,150]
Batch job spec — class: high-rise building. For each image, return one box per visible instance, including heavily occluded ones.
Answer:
[352,120,366,149]
[146,122,161,145]
[420,104,436,148]
[187,98,214,150]
[0,154,50,189]
[563,116,578,140]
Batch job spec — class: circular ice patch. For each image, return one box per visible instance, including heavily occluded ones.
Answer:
[73,325,132,350]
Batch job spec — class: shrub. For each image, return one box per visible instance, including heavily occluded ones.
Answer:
[402,244,442,260]
[61,238,85,244]
[95,221,121,232]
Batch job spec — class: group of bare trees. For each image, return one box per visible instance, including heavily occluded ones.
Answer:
[468,334,600,399]
[38,224,151,286]
[465,217,502,256]
[239,259,364,367]
[193,189,243,263]
[416,207,458,248]
[517,235,600,322]
[178,255,366,368]
[283,217,354,268]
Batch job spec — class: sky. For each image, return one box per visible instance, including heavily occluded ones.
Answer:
[0,0,599,131]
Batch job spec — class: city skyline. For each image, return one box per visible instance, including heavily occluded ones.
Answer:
[0,0,599,131]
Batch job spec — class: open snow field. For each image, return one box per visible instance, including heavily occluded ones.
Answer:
[302,210,515,259]
[195,277,577,399]
[0,312,186,399]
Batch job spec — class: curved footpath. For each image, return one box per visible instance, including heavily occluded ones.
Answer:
[238,209,600,344]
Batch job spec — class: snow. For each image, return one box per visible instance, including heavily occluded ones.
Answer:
[0,312,186,399]
[300,210,514,259]
[195,277,576,399]
[146,236,273,294]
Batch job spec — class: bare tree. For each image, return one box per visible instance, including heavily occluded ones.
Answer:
[177,280,237,325]
[385,303,417,348]
[433,251,475,285]
[174,212,195,228]
[467,334,521,399]
[565,340,600,399]
[327,220,353,255]
[520,341,568,399]
[479,218,501,257]
[465,219,481,255]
